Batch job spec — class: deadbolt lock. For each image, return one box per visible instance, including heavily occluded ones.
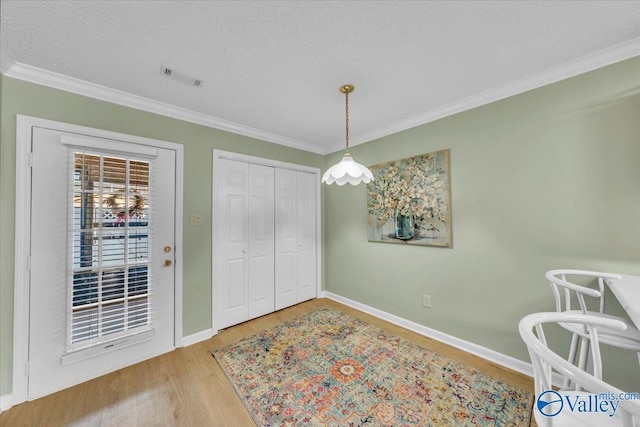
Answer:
[164,246,172,253]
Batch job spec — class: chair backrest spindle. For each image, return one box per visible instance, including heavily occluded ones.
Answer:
[546,269,620,317]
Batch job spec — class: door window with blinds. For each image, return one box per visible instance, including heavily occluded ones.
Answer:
[68,150,154,354]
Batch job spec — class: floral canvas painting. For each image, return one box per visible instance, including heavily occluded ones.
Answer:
[367,149,452,247]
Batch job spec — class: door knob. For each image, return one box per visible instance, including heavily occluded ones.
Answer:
[164,259,172,267]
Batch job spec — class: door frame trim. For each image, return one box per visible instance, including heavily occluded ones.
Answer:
[212,149,322,333]
[13,115,184,404]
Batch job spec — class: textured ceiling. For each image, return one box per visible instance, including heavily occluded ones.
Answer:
[2,1,640,154]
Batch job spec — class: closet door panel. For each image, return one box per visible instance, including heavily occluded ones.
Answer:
[296,171,317,302]
[248,164,275,319]
[227,259,246,309]
[275,169,298,310]
[296,248,314,300]
[215,159,250,329]
[275,251,296,310]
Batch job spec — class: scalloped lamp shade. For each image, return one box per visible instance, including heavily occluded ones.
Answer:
[322,154,374,186]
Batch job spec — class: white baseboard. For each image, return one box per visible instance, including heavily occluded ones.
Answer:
[0,394,13,413]
[323,291,534,379]
[181,328,214,347]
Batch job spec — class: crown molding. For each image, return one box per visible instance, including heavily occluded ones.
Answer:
[328,37,640,154]
[1,61,325,155]
[3,36,639,157]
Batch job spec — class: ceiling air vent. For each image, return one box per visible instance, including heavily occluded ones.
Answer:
[160,65,204,88]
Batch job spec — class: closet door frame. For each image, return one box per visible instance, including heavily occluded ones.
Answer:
[212,150,321,333]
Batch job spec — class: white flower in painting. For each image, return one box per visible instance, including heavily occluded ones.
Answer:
[367,152,449,229]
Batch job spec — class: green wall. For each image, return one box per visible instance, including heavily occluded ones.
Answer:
[1,57,639,398]
[324,57,640,391]
[0,76,324,396]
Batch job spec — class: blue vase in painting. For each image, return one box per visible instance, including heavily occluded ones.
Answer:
[394,206,414,240]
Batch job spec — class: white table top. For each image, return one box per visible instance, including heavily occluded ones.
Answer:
[607,274,640,330]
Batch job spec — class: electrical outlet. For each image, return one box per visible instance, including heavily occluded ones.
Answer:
[422,294,431,308]
[189,213,204,226]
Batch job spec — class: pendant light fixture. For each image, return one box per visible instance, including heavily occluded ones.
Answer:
[322,84,374,186]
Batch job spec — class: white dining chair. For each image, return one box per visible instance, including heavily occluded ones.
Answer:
[546,269,640,384]
[520,312,640,427]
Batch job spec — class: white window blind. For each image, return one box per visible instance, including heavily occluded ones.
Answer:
[66,150,154,357]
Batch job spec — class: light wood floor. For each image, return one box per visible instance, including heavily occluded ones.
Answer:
[0,298,535,426]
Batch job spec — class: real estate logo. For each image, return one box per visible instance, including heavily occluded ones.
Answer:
[537,390,564,417]
[537,390,640,418]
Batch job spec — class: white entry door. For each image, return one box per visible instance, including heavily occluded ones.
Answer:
[27,127,176,399]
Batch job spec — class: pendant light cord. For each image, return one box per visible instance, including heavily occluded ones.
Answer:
[344,90,350,154]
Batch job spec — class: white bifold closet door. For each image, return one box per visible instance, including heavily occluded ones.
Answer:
[275,169,317,310]
[215,159,275,329]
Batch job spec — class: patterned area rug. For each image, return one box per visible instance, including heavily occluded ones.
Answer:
[212,308,533,426]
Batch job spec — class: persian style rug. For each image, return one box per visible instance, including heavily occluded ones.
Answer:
[212,308,533,426]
